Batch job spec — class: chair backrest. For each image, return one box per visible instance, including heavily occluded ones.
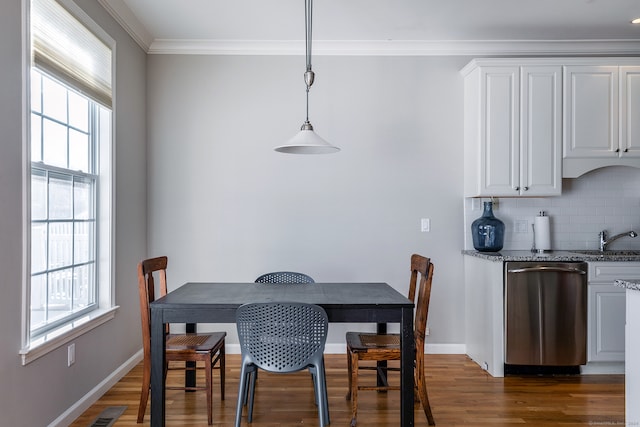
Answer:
[137,256,169,357]
[254,271,315,284]
[410,254,434,353]
[236,302,328,373]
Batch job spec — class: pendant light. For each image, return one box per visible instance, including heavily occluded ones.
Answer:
[274,0,340,154]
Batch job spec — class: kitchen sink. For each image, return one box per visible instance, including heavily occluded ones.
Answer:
[570,249,640,256]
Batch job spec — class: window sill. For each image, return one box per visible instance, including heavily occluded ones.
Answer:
[20,306,119,365]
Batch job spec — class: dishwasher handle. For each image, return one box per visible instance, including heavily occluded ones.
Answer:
[507,266,586,274]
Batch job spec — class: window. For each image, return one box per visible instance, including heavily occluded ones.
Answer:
[22,0,115,364]
[30,69,102,336]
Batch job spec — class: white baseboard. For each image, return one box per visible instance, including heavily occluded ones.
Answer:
[48,349,143,427]
[425,343,466,354]
[580,361,625,375]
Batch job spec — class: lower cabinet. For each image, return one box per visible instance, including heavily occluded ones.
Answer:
[463,255,505,377]
[588,283,625,361]
[463,256,640,377]
[587,262,640,362]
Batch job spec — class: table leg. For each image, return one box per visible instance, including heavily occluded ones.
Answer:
[376,323,388,388]
[150,306,166,427]
[400,306,415,427]
[185,323,196,389]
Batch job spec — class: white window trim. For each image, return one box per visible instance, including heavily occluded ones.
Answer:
[20,0,118,365]
[19,307,119,365]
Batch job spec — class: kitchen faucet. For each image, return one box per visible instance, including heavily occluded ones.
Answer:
[599,230,638,251]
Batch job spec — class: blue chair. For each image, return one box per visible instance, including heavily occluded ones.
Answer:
[246,272,318,408]
[235,302,329,427]
[254,271,315,284]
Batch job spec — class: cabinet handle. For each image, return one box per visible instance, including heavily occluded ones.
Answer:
[625,148,629,153]
[508,266,586,274]
[523,186,529,191]
[514,186,520,191]
[616,148,620,153]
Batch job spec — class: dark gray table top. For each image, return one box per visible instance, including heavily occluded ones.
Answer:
[152,282,413,309]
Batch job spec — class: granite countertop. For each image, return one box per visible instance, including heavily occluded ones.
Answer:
[615,279,640,291]
[462,249,640,262]
[463,249,640,290]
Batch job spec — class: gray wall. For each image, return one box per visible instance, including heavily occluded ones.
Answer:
[0,1,147,425]
[146,54,469,347]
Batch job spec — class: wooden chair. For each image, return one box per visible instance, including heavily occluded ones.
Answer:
[345,254,436,426]
[136,256,226,424]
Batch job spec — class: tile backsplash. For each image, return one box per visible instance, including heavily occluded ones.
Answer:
[463,166,640,251]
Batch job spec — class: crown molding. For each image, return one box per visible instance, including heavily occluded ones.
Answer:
[98,0,153,51]
[98,3,640,56]
[460,56,640,77]
[148,38,640,56]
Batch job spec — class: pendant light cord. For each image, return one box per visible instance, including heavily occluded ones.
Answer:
[305,86,310,124]
[304,0,313,123]
[305,0,312,73]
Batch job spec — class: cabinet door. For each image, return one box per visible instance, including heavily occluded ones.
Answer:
[588,284,625,362]
[478,67,520,196]
[620,66,640,158]
[520,66,562,196]
[564,66,619,159]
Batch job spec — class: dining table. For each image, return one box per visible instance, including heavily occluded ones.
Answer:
[149,282,415,426]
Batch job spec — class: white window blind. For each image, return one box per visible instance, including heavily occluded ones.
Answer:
[31,0,112,107]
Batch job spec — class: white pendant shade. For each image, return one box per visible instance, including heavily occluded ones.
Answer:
[275,127,340,154]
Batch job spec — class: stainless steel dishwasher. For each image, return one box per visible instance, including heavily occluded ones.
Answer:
[504,261,588,373]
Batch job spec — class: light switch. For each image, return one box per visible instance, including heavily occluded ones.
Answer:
[421,218,430,232]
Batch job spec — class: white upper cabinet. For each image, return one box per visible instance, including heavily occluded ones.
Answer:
[563,66,619,159]
[521,66,563,196]
[463,60,561,197]
[464,58,640,185]
[563,65,619,158]
[563,63,640,177]
[621,67,640,158]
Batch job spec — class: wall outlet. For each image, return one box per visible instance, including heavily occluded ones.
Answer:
[67,343,75,367]
[515,219,529,233]
[482,361,489,371]
[421,218,430,232]
[425,327,430,336]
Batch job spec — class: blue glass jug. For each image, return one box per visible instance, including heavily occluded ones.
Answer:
[471,201,505,252]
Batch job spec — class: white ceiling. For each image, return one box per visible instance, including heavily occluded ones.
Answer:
[99,0,640,55]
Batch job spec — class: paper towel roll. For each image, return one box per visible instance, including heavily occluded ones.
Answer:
[534,215,551,251]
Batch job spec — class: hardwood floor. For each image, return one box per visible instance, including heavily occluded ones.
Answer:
[69,354,624,426]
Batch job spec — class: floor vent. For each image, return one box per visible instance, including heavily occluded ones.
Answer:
[88,406,126,427]
[90,418,114,427]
